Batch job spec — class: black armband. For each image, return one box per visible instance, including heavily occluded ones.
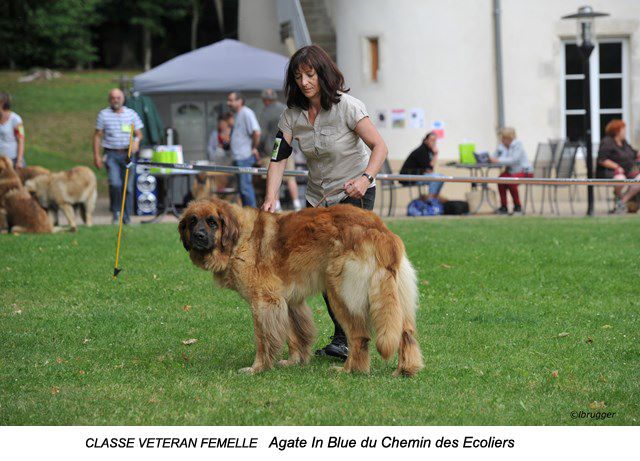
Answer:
[270,130,292,162]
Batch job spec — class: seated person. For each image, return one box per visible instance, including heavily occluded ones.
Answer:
[207,112,233,164]
[489,127,532,215]
[596,119,640,214]
[400,131,445,200]
[203,113,235,195]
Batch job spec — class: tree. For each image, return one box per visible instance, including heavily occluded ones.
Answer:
[0,0,102,69]
[127,0,191,70]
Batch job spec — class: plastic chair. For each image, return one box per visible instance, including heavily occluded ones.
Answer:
[552,142,580,215]
[524,142,556,214]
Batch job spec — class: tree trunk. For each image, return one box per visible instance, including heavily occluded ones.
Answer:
[214,0,224,35]
[191,0,199,50]
[143,25,152,71]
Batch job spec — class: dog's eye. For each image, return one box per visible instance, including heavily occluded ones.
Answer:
[189,216,198,226]
[206,217,217,228]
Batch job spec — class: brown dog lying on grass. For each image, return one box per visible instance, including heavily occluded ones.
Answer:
[1,188,53,233]
[178,198,424,377]
[25,166,97,231]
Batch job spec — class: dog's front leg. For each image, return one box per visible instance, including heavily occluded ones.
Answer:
[59,203,77,231]
[239,296,289,375]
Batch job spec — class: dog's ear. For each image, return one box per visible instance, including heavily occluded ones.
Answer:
[218,202,239,253]
[178,216,190,251]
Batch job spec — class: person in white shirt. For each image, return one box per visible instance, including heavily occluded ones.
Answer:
[490,127,533,215]
[0,92,25,168]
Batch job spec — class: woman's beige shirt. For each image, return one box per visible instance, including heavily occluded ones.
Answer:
[277,93,372,206]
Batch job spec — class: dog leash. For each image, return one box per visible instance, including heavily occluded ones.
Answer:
[316,185,365,209]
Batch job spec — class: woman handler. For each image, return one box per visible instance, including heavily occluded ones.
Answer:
[262,45,388,360]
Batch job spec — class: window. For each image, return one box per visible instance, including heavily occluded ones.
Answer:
[369,37,379,82]
[561,39,629,142]
[362,36,380,83]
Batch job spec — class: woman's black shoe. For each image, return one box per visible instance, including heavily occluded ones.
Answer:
[315,336,348,361]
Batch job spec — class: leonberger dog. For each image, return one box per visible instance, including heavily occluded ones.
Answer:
[0,156,21,201]
[16,165,50,184]
[0,156,23,228]
[25,166,97,230]
[178,198,424,377]
[1,188,52,234]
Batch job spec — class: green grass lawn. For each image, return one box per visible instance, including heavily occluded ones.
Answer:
[1,216,638,425]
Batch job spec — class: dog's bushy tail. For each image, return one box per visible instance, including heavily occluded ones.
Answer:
[393,254,424,377]
[369,267,404,361]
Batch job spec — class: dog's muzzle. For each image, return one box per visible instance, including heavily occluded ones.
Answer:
[191,229,213,251]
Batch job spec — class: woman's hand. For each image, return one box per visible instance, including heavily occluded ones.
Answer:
[344,176,369,199]
[262,197,278,213]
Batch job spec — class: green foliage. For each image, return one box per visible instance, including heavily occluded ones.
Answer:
[1,218,638,425]
[125,0,192,36]
[0,0,195,69]
[0,0,102,69]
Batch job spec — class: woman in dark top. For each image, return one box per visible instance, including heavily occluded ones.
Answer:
[596,119,640,214]
[399,131,444,199]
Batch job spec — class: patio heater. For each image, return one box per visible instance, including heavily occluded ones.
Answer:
[562,5,609,216]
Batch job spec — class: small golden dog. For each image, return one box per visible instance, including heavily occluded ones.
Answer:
[179,198,423,377]
[1,188,52,233]
[25,166,97,230]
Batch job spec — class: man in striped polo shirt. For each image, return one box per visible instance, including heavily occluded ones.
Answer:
[93,88,144,224]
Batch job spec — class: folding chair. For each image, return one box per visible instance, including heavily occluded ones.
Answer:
[552,142,580,215]
[524,142,556,214]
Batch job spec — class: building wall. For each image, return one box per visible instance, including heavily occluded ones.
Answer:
[238,0,288,57]
[239,0,640,163]
[331,0,498,161]
[500,0,640,156]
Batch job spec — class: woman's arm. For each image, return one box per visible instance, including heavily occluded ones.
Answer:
[430,152,438,172]
[344,117,388,199]
[598,158,624,174]
[596,140,624,173]
[261,131,292,212]
[15,123,25,166]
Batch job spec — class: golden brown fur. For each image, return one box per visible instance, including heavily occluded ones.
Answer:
[192,172,235,201]
[178,198,424,377]
[25,166,97,230]
[0,156,23,228]
[2,188,53,233]
[16,165,50,184]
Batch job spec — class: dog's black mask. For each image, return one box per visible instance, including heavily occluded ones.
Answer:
[182,214,218,252]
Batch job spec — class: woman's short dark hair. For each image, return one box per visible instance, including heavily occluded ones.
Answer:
[423,131,436,143]
[284,45,349,111]
[0,92,11,110]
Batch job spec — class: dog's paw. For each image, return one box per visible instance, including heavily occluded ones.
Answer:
[392,368,412,378]
[238,367,255,375]
[277,359,300,367]
[330,365,347,373]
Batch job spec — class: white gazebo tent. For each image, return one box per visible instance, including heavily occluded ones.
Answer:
[133,39,289,161]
